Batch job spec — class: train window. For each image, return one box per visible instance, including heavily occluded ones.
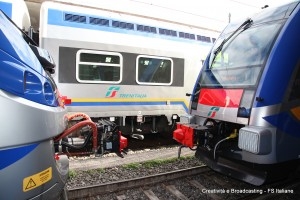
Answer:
[159,28,177,37]
[64,13,87,23]
[136,55,173,85]
[200,22,282,88]
[179,32,195,40]
[137,25,157,33]
[76,50,122,84]
[89,17,109,26]
[112,20,134,30]
[197,35,211,43]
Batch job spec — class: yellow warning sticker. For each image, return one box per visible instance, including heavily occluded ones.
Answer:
[23,167,52,192]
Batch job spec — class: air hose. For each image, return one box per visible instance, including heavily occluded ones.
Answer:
[54,113,98,153]
[213,129,238,159]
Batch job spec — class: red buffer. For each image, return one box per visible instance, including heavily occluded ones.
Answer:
[173,123,195,148]
[119,134,128,152]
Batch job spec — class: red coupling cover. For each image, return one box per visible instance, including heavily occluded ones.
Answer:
[173,123,194,148]
[119,135,128,151]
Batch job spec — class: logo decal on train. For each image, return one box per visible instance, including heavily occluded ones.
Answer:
[105,86,120,98]
[105,86,147,98]
[207,106,220,118]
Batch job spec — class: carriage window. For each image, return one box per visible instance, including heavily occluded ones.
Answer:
[76,50,122,83]
[136,56,173,85]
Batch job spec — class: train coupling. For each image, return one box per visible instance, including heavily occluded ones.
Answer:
[173,123,208,148]
[173,122,209,157]
[54,114,128,157]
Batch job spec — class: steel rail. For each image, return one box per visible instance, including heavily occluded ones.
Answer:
[68,166,210,199]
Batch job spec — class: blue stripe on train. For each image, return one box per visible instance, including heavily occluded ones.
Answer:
[0,143,38,170]
[264,112,300,138]
[69,101,188,112]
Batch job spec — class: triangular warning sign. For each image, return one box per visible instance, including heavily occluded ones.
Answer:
[25,178,36,190]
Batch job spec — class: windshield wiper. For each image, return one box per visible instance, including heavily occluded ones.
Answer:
[213,18,253,56]
[0,9,38,46]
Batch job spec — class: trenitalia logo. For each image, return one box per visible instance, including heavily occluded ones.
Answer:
[207,107,220,118]
[105,86,120,98]
[105,86,147,98]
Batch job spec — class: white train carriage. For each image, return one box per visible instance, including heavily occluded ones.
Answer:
[32,0,220,138]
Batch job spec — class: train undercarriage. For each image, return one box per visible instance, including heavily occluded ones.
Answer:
[118,115,179,140]
[65,114,179,141]
[54,113,128,157]
[173,118,299,186]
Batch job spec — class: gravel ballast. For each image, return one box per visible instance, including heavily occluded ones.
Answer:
[66,147,203,190]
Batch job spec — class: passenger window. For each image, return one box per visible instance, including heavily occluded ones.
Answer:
[76,50,122,83]
[136,55,173,85]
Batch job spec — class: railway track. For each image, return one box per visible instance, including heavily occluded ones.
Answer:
[68,166,210,199]
[68,164,300,200]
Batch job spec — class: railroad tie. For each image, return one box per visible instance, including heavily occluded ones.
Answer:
[189,180,222,200]
[143,189,160,200]
[116,194,126,200]
[202,174,228,187]
[164,184,189,200]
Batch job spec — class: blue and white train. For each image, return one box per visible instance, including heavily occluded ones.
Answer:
[0,0,69,199]
[24,0,220,139]
[174,0,300,185]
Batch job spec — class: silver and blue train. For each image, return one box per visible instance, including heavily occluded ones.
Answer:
[0,1,69,199]
[26,0,220,139]
[174,0,300,185]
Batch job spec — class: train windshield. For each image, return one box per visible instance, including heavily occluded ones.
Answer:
[199,21,282,88]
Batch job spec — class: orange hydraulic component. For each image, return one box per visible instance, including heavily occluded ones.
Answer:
[67,112,91,121]
[54,114,98,153]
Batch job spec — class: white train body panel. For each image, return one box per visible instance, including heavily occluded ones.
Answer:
[37,1,220,134]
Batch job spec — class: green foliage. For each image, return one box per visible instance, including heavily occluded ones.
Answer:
[69,155,195,177]
[122,155,193,169]
[96,168,105,173]
[68,170,77,179]
[122,163,141,169]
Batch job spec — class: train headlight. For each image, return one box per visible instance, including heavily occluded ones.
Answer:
[238,127,272,154]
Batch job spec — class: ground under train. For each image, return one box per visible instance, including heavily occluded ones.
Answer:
[174,1,300,186]
[23,0,220,139]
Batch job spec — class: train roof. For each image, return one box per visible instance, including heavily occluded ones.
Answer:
[25,0,223,33]
[224,1,299,34]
